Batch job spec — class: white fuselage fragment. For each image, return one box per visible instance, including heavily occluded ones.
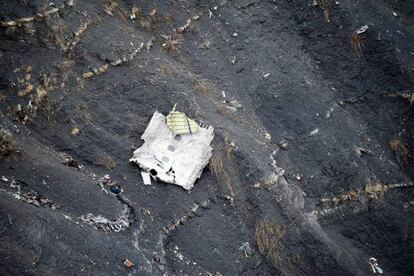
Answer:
[130,111,214,190]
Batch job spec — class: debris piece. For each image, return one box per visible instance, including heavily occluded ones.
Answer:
[355,25,369,35]
[325,107,334,118]
[263,73,270,78]
[80,204,131,232]
[222,99,242,112]
[130,107,214,190]
[110,185,122,194]
[141,171,152,185]
[71,127,80,136]
[1,180,58,209]
[368,257,384,274]
[265,133,271,141]
[149,8,157,17]
[354,146,371,157]
[0,1,73,28]
[62,155,83,169]
[130,6,139,19]
[278,140,288,150]
[166,104,199,135]
[1,176,9,182]
[124,259,135,268]
[239,242,253,257]
[253,169,285,190]
[309,128,319,136]
[387,92,414,105]
[354,146,370,157]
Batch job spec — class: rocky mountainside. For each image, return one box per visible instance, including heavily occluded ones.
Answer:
[1,0,414,275]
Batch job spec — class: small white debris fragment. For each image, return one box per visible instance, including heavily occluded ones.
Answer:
[325,107,334,118]
[239,242,253,257]
[392,11,398,17]
[278,140,288,150]
[368,257,384,274]
[310,128,319,136]
[312,0,318,6]
[1,176,9,182]
[265,133,271,140]
[222,99,241,111]
[222,91,226,98]
[354,146,370,157]
[263,73,270,78]
[208,10,213,19]
[355,25,369,35]
[141,171,152,185]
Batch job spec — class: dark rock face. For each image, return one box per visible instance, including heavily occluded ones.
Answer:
[1,0,413,275]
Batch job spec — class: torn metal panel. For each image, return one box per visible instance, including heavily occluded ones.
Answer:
[141,171,152,185]
[130,111,213,190]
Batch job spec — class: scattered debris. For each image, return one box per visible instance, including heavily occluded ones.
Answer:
[80,204,131,232]
[263,73,270,78]
[62,155,83,169]
[141,171,152,185]
[176,15,200,33]
[98,174,117,193]
[354,146,370,157]
[0,179,58,210]
[222,99,242,112]
[64,18,92,53]
[387,92,414,105]
[0,1,75,27]
[123,258,135,268]
[82,38,153,79]
[130,106,214,190]
[318,181,414,217]
[368,257,384,274]
[253,169,285,190]
[239,242,253,257]
[1,176,9,182]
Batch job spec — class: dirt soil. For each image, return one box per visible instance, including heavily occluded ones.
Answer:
[1,0,414,275]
